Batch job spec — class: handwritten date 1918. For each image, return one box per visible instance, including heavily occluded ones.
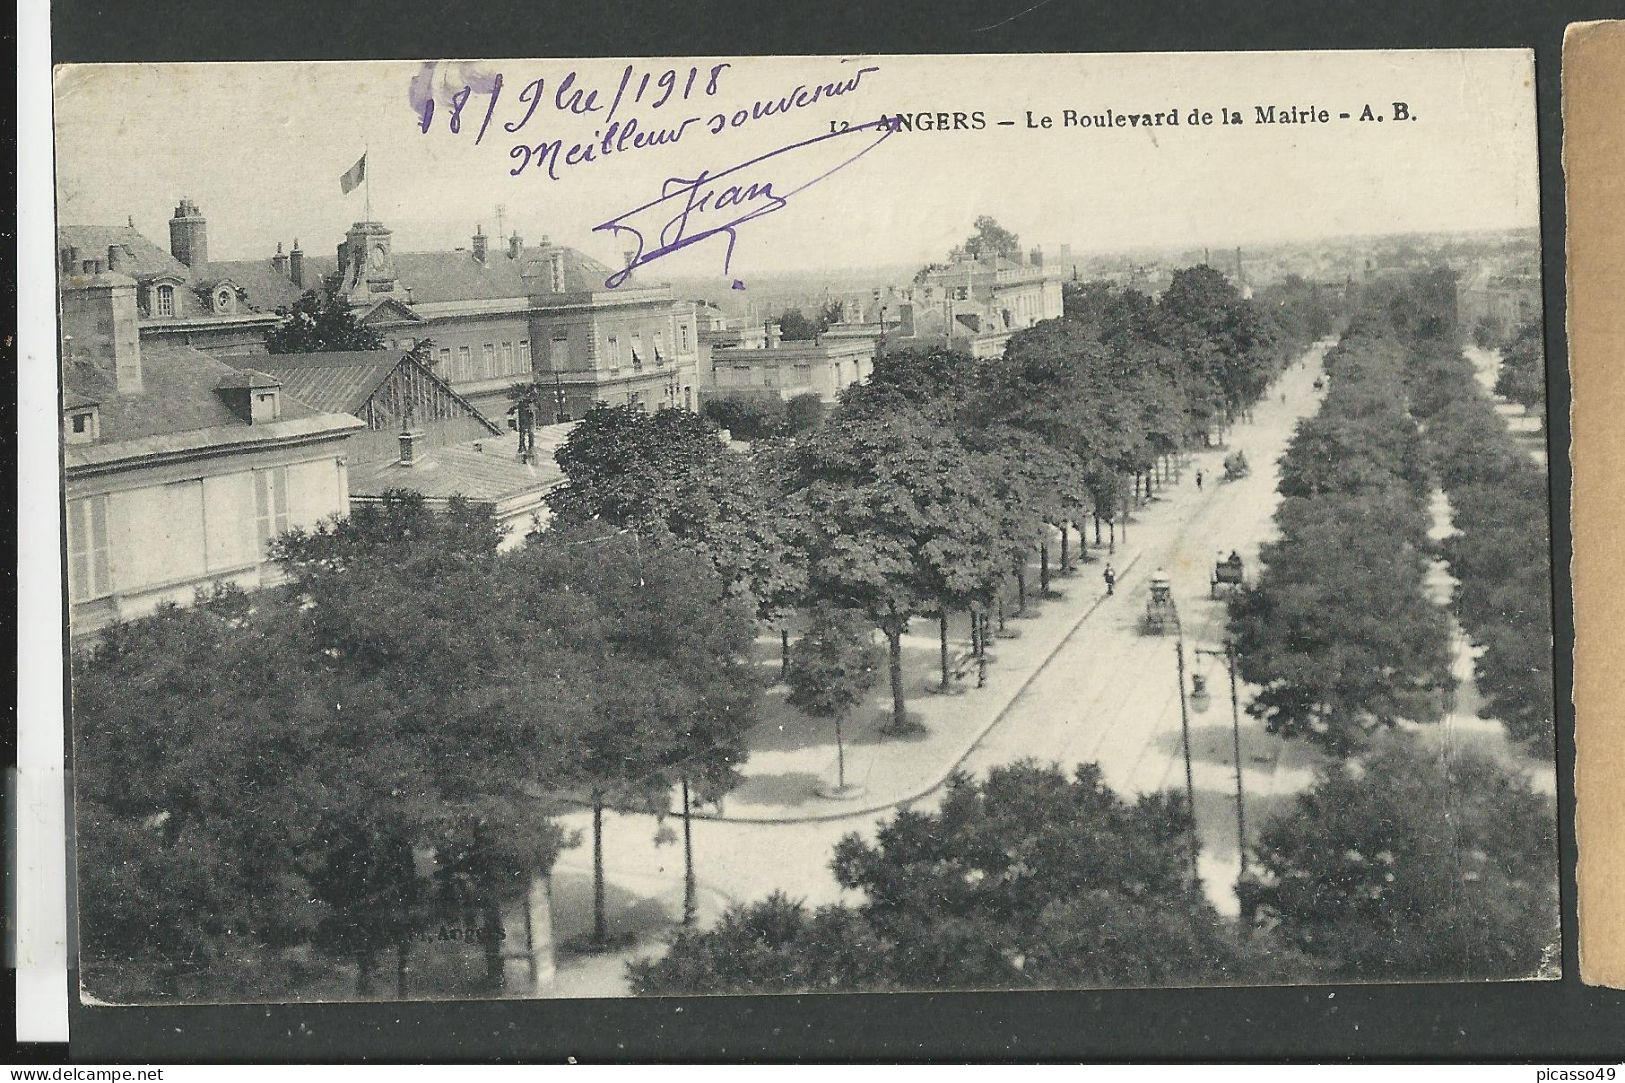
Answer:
[416,63,732,146]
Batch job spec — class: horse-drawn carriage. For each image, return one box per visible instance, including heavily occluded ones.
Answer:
[1142,569,1179,635]
[1210,550,1246,598]
[1222,450,1250,481]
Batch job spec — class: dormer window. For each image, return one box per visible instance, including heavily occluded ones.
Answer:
[66,406,100,444]
[155,284,175,317]
[214,287,235,315]
[253,389,281,422]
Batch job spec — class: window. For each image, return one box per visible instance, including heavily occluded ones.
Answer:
[437,347,451,369]
[254,466,290,558]
[794,363,813,386]
[654,331,665,360]
[550,333,571,372]
[518,340,531,368]
[155,284,175,317]
[679,323,690,352]
[631,332,644,368]
[501,341,515,375]
[457,346,471,381]
[481,343,496,379]
[67,408,98,444]
[214,288,234,314]
[606,334,620,369]
[67,494,111,600]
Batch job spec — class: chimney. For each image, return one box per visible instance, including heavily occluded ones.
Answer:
[289,240,305,287]
[472,225,488,263]
[168,197,209,268]
[1030,245,1043,267]
[271,241,289,277]
[65,245,82,273]
[398,429,425,466]
[508,231,523,259]
[60,271,142,396]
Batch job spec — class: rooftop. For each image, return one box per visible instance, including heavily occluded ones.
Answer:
[252,349,502,432]
[61,339,363,469]
[349,426,574,505]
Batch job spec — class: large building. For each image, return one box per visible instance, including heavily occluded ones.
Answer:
[705,335,876,405]
[902,244,1064,357]
[299,221,704,424]
[61,270,362,640]
[1458,268,1540,337]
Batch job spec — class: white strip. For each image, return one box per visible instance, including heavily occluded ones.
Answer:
[15,0,71,1044]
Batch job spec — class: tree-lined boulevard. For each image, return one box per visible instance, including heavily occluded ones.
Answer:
[70,247,1559,1001]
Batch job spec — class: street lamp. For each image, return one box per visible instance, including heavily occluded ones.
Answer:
[1173,637,1200,886]
[1186,640,1249,885]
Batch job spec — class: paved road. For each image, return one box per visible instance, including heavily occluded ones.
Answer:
[543,343,1332,995]
[955,343,1329,911]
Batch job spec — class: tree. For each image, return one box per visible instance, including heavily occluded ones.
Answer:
[630,762,1285,994]
[546,402,783,604]
[72,590,333,998]
[274,492,584,992]
[267,289,386,354]
[72,587,446,1000]
[1248,732,1559,982]
[1230,490,1453,756]
[783,391,825,434]
[962,215,1020,261]
[785,605,881,795]
[700,395,786,440]
[513,526,758,947]
[1494,320,1546,419]
[790,406,1003,732]
[777,307,820,341]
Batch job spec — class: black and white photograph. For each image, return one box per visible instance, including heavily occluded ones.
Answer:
[52,49,1560,1005]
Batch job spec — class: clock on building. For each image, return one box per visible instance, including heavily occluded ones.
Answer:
[369,244,388,272]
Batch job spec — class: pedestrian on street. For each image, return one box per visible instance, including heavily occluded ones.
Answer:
[1103,563,1116,596]
[1195,469,1203,491]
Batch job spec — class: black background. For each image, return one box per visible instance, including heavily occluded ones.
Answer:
[35,0,1625,1062]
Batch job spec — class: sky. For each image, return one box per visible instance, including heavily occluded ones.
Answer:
[53,50,1540,284]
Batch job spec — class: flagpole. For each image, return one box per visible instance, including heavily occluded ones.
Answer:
[364,143,373,224]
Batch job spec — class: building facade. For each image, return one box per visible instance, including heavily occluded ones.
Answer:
[905,245,1065,357]
[61,271,362,641]
[705,336,876,405]
[305,222,703,424]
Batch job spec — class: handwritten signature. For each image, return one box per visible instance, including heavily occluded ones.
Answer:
[593,118,896,289]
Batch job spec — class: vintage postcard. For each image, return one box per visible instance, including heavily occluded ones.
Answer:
[54,49,1559,1004]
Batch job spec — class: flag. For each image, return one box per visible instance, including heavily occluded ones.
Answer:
[340,154,367,195]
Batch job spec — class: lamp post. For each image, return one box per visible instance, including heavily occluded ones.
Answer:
[1187,639,1249,884]
[1173,637,1200,886]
